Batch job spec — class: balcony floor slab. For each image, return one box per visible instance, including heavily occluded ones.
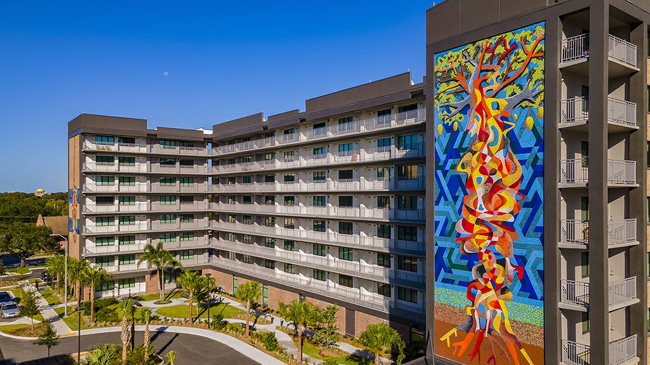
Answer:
[559,302,588,312]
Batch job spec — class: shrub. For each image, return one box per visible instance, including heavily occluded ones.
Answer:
[211,314,226,330]
[225,323,244,336]
[324,359,339,365]
[95,308,118,323]
[261,332,278,352]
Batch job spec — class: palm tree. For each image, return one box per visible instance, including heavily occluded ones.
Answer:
[176,269,202,322]
[236,281,262,337]
[137,242,182,302]
[83,266,113,323]
[44,256,65,293]
[141,308,154,362]
[278,300,314,363]
[69,258,88,304]
[86,344,119,365]
[358,323,406,365]
[119,297,137,364]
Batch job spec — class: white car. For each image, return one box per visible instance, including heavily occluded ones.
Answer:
[1,303,19,319]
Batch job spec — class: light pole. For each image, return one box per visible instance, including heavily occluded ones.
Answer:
[205,273,211,329]
[50,234,68,317]
[74,305,83,362]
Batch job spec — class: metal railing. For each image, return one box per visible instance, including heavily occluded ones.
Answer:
[608,34,637,68]
[608,159,636,185]
[560,279,590,307]
[560,219,590,246]
[559,159,636,185]
[560,159,589,184]
[608,277,636,308]
[560,97,636,127]
[561,33,637,69]
[561,34,589,63]
[561,339,590,365]
[83,242,148,255]
[609,335,637,365]
[608,219,637,246]
[83,183,148,193]
[560,219,637,247]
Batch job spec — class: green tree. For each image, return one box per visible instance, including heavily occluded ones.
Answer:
[235,281,262,337]
[19,285,40,331]
[177,269,202,321]
[140,308,154,362]
[312,304,340,349]
[358,323,405,365]
[83,266,113,323]
[0,261,5,283]
[0,222,58,267]
[85,344,119,365]
[137,242,181,302]
[278,300,315,363]
[119,297,137,364]
[69,258,89,304]
[33,320,60,358]
[45,255,65,293]
[165,350,177,365]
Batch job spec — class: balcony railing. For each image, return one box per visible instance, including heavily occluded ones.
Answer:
[83,242,148,255]
[212,176,425,194]
[560,97,637,127]
[561,336,637,365]
[561,33,637,69]
[83,183,147,193]
[83,203,148,214]
[83,223,148,234]
[559,159,636,185]
[560,277,637,309]
[559,219,637,247]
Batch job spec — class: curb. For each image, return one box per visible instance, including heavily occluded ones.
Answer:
[0,330,38,341]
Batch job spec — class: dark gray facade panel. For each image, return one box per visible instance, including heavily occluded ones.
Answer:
[68,113,147,135]
[211,112,265,137]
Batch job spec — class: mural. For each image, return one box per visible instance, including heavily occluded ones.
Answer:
[69,186,79,239]
[434,22,545,365]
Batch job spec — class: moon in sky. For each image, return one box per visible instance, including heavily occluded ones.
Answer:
[163,71,169,76]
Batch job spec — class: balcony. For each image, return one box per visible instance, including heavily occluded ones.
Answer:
[83,183,147,194]
[83,222,148,234]
[149,202,209,212]
[559,159,637,187]
[212,176,425,194]
[150,220,209,231]
[83,242,148,256]
[559,219,637,249]
[150,144,207,156]
[150,183,208,194]
[162,238,210,250]
[559,277,638,311]
[99,262,149,273]
[560,33,638,77]
[83,140,148,153]
[561,335,638,365]
[559,97,637,131]
[82,162,147,173]
[83,203,148,214]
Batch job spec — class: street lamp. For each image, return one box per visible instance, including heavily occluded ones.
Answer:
[205,273,212,329]
[74,305,83,363]
[50,234,68,317]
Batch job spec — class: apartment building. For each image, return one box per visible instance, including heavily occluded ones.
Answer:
[68,73,427,339]
[427,0,648,364]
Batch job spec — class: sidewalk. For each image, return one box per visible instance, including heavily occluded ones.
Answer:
[27,283,74,335]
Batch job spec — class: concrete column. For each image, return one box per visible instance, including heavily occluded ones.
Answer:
[588,2,610,363]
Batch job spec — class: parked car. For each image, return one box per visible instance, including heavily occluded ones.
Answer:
[1,303,19,319]
[40,271,50,282]
[0,292,16,305]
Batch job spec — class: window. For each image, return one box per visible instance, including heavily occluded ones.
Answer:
[378,108,392,117]
[338,117,353,131]
[228,215,236,223]
[160,158,176,166]
[242,234,252,244]
[397,165,417,180]
[228,232,237,241]
[180,214,193,223]
[313,171,326,181]
[159,177,176,187]
[313,196,326,206]
[160,140,176,147]
[581,252,589,278]
[118,196,135,205]
[229,252,236,261]
[265,237,275,248]
[96,256,114,267]
[378,224,392,238]
[339,170,353,180]
[95,135,114,145]
[227,177,236,185]
[378,253,391,268]
[233,276,238,294]
[180,232,194,241]
[265,175,275,183]
[378,283,391,297]
[339,222,353,235]
[118,137,135,144]
[581,141,589,167]
[377,167,391,180]
[160,196,176,205]
[242,255,253,264]
[96,282,113,291]
[398,287,418,303]
[119,216,135,225]
[284,128,295,135]
[164,272,178,284]
[160,233,175,242]
[398,256,418,272]
[378,138,391,149]
[242,176,252,184]
[339,247,353,261]
[179,250,194,260]
[96,156,114,165]
[161,214,176,224]
[118,278,135,289]
[398,226,417,241]
[242,156,252,163]
[581,197,589,221]
[96,196,114,205]
[96,237,114,246]
[339,275,353,288]
[265,196,275,205]
[264,153,276,161]
[180,178,194,186]
[284,263,295,274]
[284,196,295,206]
[284,174,295,182]
[180,196,194,204]
[119,255,136,265]
[284,151,295,162]
[227,158,236,166]
[397,135,418,150]
[227,196,236,204]
[243,196,252,204]
[313,243,326,257]
[96,217,114,226]
[338,143,353,156]
[314,269,327,281]
[313,122,326,130]
[398,196,417,210]
[178,141,194,147]
[581,312,590,334]
[264,259,276,269]
[313,147,326,158]
[284,218,295,229]
[118,156,135,166]
[284,240,295,251]
[398,104,418,113]
[97,176,114,186]
[265,216,276,227]
[339,196,353,207]
[118,236,135,245]
[377,196,390,209]
[313,220,326,232]
[243,215,252,225]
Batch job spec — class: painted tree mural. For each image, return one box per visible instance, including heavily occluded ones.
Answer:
[434,23,545,365]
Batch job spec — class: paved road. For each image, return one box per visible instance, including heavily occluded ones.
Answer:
[0,330,261,365]
[0,255,47,270]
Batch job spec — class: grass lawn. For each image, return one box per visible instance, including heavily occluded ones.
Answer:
[155,303,242,319]
[0,322,48,337]
[294,339,371,365]
[134,291,185,302]
[0,323,29,332]
[39,288,62,305]
[54,306,90,331]
[8,268,31,274]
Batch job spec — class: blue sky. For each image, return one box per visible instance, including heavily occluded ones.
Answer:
[0,1,432,193]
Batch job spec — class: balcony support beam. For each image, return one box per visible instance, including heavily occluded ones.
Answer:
[588,3,610,364]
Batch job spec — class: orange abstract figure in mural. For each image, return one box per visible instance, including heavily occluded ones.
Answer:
[436,30,544,365]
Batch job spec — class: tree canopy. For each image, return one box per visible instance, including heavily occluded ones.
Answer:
[0,222,59,267]
[0,192,68,221]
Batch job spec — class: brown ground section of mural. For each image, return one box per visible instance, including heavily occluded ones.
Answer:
[435,304,544,365]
